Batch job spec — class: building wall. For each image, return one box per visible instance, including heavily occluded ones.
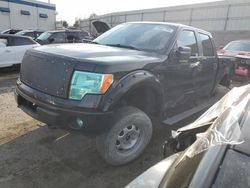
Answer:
[212,31,250,48]
[0,1,10,29]
[0,0,56,31]
[80,0,250,46]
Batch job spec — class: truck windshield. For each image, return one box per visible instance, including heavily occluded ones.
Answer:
[224,41,250,52]
[37,32,51,41]
[94,23,176,53]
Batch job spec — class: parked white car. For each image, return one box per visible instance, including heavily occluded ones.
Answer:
[0,34,40,68]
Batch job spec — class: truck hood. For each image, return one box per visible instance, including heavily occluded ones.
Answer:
[34,43,166,73]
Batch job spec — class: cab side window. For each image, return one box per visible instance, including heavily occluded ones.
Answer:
[199,33,214,56]
[177,30,198,56]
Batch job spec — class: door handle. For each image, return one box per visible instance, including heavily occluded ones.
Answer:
[197,56,207,61]
[5,50,11,53]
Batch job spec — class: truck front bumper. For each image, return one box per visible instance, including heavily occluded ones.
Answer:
[15,80,113,134]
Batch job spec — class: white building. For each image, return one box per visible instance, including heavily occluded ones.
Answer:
[80,0,250,46]
[0,0,56,31]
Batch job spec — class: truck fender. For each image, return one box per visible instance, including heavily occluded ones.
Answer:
[101,70,164,112]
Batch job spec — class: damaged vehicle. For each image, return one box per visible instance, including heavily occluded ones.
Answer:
[36,29,91,45]
[15,22,234,165]
[218,40,250,79]
[127,84,250,188]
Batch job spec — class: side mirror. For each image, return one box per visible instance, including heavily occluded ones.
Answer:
[218,45,224,50]
[174,46,191,61]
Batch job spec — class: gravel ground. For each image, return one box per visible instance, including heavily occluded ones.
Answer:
[0,68,249,188]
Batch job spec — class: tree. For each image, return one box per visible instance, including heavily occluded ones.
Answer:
[73,18,80,29]
[62,20,68,28]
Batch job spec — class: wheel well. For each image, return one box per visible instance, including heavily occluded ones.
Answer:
[119,86,162,117]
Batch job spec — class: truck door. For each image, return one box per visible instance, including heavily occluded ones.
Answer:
[157,30,200,109]
[196,32,217,94]
[9,37,38,64]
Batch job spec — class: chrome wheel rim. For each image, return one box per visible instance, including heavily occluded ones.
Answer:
[116,125,141,151]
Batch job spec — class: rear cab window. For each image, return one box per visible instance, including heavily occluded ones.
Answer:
[199,33,215,56]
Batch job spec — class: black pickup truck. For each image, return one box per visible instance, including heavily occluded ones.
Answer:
[15,22,234,165]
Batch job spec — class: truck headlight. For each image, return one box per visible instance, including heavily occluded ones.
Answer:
[69,71,113,100]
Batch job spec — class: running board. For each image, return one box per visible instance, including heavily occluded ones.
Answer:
[162,102,209,125]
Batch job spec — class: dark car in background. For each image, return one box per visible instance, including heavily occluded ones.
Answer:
[218,40,250,78]
[36,29,92,45]
[15,30,44,40]
[127,84,250,188]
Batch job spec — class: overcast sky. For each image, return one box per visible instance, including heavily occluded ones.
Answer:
[40,0,221,25]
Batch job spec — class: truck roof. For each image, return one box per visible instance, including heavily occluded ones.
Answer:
[127,21,212,36]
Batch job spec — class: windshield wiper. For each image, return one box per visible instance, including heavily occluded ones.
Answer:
[105,44,141,51]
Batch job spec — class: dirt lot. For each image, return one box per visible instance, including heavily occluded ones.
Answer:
[0,68,249,188]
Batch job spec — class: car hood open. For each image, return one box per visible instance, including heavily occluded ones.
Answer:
[92,20,110,34]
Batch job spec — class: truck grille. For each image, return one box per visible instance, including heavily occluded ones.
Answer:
[20,51,74,98]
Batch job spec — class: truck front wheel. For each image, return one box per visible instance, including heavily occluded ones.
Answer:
[96,106,152,166]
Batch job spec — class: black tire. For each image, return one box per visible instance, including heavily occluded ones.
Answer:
[96,106,153,166]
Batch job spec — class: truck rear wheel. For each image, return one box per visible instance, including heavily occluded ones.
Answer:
[96,106,152,166]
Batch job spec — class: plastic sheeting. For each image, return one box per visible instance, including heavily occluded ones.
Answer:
[172,84,250,158]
